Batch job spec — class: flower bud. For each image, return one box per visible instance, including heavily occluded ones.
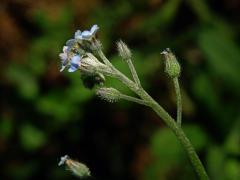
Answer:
[161,48,181,78]
[80,53,105,74]
[58,155,91,178]
[81,72,105,89]
[96,87,121,103]
[117,40,132,60]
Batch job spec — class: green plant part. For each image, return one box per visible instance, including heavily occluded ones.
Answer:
[59,25,209,180]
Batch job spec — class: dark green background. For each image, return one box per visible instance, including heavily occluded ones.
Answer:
[0,0,239,179]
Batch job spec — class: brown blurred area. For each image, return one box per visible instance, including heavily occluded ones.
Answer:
[0,0,98,63]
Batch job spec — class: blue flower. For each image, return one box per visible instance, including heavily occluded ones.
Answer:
[59,46,69,72]
[74,24,99,40]
[68,55,81,72]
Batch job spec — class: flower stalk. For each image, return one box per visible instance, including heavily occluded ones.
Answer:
[117,40,141,87]
[161,48,182,126]
[173,77,182,126]
[59,25,209,179]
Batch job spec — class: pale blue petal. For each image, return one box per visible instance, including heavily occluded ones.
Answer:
[71,55,81,64]
[67,55,81,72]
[80,30,92,39]
[90,24,99,35]
[68,66,78,72]
[74,30,82,39]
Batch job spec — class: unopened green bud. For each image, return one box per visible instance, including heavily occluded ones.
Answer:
[58,155,91,178]
[80,53,108,75]
[96,87,121,103]
[161,48,181,78]
[117,40,132,60]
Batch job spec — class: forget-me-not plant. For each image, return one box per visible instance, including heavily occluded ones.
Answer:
[58,25,209,180]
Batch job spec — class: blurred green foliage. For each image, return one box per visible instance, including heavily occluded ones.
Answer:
[0,0,239,179]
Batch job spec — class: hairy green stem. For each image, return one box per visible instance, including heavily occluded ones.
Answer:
[137,89,209,180]
[97,49,114,69]
[173,77,182,126]
[100,66,208,179]
[126,58,141,87]
[119,94,149,106]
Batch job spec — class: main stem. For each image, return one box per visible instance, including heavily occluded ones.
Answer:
[139,90,209,180]
[112,69,209,180]
[173,77,182,126]
[97,51,209,179]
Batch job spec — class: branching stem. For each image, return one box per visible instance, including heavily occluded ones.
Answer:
[119,94,149,106]
[126,58,141,87]
[97,49,114,69]
[97,54,209,179]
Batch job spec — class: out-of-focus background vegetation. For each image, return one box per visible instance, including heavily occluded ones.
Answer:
[0,0,239,179]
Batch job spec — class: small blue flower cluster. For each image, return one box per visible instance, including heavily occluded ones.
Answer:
[59,25,99,72]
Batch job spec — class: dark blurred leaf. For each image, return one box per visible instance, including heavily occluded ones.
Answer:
[191,73,219,112]
[92,1,132,49]
[206,146,225,180]
[0,117,13,139]
[224,120,240,155]
[139,0,181,33]
[198,25,240,93]
[7,161,39,179]
[20,124,46,151]
[5,65,39,100]
[148,125,207,178]
[36,91,78,121]
[224,159,240,180]
[185,0,212,21]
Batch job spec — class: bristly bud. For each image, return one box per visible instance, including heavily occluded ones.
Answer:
[96,87,121,103]
[80,53,107,74]
[161,48,181,78]
[58,155,91,178]
[117,40,132,60]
